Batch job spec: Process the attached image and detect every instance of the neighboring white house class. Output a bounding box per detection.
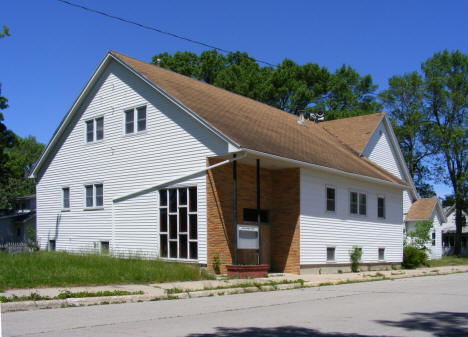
[442,205,468,256]
[404,198,446,259]
[31,51,415,274]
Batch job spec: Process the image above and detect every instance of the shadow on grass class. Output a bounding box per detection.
[377,311,468,337]
[187,326,384,337]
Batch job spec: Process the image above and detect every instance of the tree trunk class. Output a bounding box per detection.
[454,194,465,256]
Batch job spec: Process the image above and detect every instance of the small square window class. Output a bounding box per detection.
[101,241,110,254]
[63,187,70,209]
[49,240,56,251]
[327,247,335,262]
[378,248,385,261]
[378,196,385,218]
[125,106,147,134]
[326,187,335,212]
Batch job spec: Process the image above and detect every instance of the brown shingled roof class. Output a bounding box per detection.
[320,113,385,154]
[111,51,407,186]
[406,198,438,220]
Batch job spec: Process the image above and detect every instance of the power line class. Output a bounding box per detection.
[56,0,276,67]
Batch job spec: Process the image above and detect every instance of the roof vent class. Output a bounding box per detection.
[309,110,325,123]
[297,110,305,126]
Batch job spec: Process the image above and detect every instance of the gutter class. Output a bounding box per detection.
[242,148,410,190]
[113,151,246,203]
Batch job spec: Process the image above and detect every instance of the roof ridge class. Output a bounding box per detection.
[110,50,299,121]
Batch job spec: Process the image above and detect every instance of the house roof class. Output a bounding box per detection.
[406,198,439,221]
[110,51,407,187]
[320,113,385,155]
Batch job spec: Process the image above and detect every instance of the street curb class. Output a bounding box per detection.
[2,267,467,313]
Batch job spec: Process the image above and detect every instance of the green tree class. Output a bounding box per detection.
[321,65,382,120]
[405,220,433,250]
[0,25,15,188]
[421,50,467,256]
[379,72,435,197]
[0,135,44,208]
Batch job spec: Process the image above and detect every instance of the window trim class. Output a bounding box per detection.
[377,195,386,219]
[62,186,71,211]
[123,105,147,136]
[349,190,367,216]
[83,182,104,210]
[325,185,336,213]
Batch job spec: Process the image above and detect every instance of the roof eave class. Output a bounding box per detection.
[242,148,410,190]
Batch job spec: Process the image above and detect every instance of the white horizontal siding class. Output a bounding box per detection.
[36,60,228,264]
[364,123,403,179]
[300,168,404,265]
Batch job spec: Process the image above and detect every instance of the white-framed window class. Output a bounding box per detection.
[327,247,335,262]
[125,106,147,134]
[159,187,198,260]
[326,186,336,212]
[85,117,104,142]
[378,248,385,261]
[62,187,70,210]
[377,196,385,218]
[350,191,366,215]
[432,232,436,246]
[84,183,104,209]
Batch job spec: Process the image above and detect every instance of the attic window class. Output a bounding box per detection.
[86,117,104,142]
[125,106,147,134]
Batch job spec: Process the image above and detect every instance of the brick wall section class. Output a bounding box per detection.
[270,168,300,274]
[206,158,300,274]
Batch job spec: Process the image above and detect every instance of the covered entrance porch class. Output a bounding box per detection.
[206,152,301,275]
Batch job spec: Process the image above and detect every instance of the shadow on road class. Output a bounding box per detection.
[377,311,468,337]
[187,326,384,337]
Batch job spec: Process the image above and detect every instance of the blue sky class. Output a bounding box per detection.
[1,0,466,197]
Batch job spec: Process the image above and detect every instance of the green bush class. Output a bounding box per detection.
[212,252,221,274]
[402,246,428,269]
[349,246,362,272]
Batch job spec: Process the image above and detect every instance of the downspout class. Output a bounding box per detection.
[257,158,262,265]
[233,154,238,265]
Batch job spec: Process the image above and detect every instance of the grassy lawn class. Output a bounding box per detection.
[0,251,214,291]
[428,256,468,267]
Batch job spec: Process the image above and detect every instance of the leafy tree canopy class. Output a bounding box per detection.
[379,72,435,197]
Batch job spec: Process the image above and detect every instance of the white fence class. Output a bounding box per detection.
[0,242,35,254]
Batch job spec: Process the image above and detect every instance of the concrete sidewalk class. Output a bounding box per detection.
[1,264,467,313]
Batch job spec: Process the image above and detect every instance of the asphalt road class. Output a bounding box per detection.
[2,273,468,337]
